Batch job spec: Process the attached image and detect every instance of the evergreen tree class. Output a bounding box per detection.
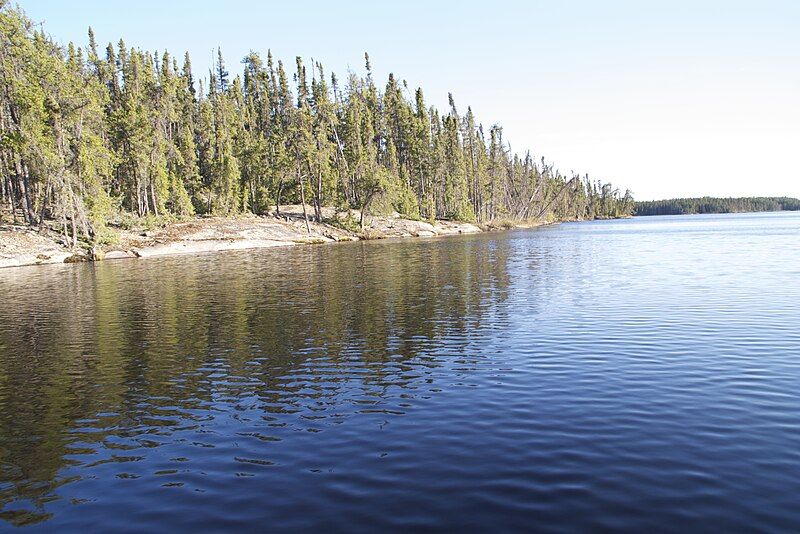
[441,94,473,221]
[0,3,635,246]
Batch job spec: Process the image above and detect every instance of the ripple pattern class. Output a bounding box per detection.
[0,211,799,531]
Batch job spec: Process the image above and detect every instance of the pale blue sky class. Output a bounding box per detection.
[18,0,800,200]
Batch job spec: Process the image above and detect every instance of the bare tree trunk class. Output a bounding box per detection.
[314,169,323,222]
[298,171,311,234]
[69,200,78,248]
[0,158,6,208]
[251,178,258,214]
[275,175,284,216]
[535,177,577,220]
[135,169,146,217]
[360,188,379,230]
[39,176,52,224]
[8,175,18,224]
[150,182,159,217]
[15,159,36,225]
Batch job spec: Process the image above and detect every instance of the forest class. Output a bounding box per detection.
[0,4,633,247]
[635,197,800,216]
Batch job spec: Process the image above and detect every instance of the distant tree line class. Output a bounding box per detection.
[635,197,800,216]
[0,4,633,245]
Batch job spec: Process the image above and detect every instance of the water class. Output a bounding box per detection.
[1,212,799,531]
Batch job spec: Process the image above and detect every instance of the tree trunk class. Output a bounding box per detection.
[150,182,159,217]
[314,169,323,222]
[535,177,577,220]
[298,172,311,234]
[15,159,36,224]
[8,176,17,224]
[39,176,52,224]
[275,176,284,216]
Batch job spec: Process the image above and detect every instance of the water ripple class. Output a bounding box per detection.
[0,212,799,530]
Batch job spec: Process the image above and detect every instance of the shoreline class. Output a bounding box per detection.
[0,206,558,270]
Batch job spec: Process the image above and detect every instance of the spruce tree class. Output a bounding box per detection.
[0,2,635,241]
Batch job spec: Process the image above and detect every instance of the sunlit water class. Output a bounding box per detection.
[1,212,799,531]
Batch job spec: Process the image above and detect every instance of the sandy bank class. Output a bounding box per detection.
[0,227,72,268]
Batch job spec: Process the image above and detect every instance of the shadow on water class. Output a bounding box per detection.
[0,235,516,526]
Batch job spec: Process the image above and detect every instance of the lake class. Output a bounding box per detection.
[1,212,799,531]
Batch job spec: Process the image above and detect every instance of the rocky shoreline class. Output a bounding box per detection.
[0,206,533,269]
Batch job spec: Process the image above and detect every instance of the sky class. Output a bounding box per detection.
[16,0,800,200]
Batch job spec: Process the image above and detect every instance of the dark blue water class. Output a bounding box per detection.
[1,212,799,531]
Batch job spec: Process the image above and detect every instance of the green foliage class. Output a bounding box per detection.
[0,3,634,246]
[326,211,361,233]
[635,197,800,216]
[392,182,421,220]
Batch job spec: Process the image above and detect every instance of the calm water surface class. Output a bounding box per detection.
[1,212,799,531]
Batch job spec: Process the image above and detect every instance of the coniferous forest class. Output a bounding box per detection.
[0,5,634,246]
[635,197,800,216]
